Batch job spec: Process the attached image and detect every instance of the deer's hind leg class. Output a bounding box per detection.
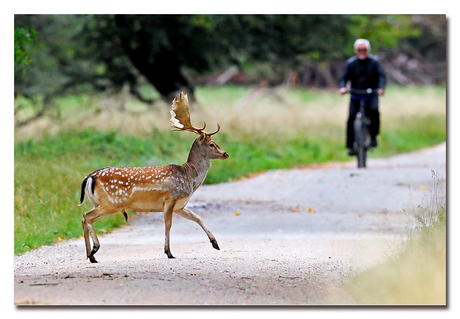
[82,216,93,262]
[82,206,117,263]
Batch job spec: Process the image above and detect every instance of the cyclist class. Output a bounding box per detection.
[339,38,386,156]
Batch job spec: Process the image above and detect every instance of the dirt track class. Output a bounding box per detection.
[14,143,446,305]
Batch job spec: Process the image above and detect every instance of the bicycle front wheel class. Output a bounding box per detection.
[357,147,367,168]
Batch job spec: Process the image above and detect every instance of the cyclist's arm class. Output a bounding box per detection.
[376,58,386,93]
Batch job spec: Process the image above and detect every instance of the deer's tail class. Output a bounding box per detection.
[79,175,96,206]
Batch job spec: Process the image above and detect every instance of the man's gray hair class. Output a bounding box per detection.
[354,38,371,52]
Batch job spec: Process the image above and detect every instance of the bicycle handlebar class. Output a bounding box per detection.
[346,88,378,95]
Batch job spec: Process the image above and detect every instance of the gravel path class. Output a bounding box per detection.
[14,143,446,305]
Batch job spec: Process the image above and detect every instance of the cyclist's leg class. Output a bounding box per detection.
[346,99,359,149]
[368,97,380,146]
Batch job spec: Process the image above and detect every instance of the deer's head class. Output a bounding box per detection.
[170,92,229,161]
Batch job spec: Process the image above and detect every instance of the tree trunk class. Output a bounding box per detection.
[142,52,195,103]
[114,16,195,103]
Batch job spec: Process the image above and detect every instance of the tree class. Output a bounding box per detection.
[15,14,430,108]
[111,15,352,100]
[14,15,93,126]
[14,27,37,76]
[347,15,421,54]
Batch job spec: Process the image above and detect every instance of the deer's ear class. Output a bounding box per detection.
[198,132,207,142]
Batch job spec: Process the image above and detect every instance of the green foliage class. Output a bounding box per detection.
[347,15,421,54]
[398,15,446,62]
[14,14,428,101]
[190,14,213,30]
[14,27,37,75]
[14,15,93,98]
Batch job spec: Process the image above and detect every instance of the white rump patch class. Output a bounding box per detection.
[85,177,99,207]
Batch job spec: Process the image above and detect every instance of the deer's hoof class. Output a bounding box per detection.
[90,243,100,257]
[211,239,220,250]
[89,256,98,263]
[165,251,176,259]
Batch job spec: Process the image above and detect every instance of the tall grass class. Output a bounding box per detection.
[14,85,446,142]
[348,172,446,305]
[14,86,446,254]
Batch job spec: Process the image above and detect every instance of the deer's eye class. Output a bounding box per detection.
[210,143,216,148]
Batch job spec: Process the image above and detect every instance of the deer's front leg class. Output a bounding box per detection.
[175,206,220,251]
[163,201,176,259]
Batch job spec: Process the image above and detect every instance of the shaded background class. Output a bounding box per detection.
[14,14,446,126]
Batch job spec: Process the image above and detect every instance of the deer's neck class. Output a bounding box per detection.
[184,141,210,188]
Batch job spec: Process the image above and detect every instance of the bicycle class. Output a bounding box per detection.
[346,88,378,168]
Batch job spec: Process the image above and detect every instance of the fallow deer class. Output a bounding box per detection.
[79,92,229,263]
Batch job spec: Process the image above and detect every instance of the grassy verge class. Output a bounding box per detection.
[348,175,446,305]
[14,129,189,254]
[14,86,446,255]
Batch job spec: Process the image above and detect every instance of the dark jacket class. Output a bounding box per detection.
[340,55,386,90]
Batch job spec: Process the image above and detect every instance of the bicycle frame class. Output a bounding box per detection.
[347,88,377,168]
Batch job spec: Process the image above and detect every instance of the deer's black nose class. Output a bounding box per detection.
[223,152,229,159]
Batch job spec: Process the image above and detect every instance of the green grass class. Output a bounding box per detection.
[14,129,188,253]
[14,86,446,255]
[372,113,446,157]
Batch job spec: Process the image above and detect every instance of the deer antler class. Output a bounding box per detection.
[207,123,221,136]
[170,92,206,134]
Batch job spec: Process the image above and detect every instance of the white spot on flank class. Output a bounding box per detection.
[132,186,164,192]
